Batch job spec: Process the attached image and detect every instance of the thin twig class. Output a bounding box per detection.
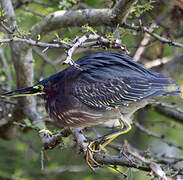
[134,121,183,151]
[0,48,12,90]
[0,21,14,34]
[64,33,129,66]
[133,24,155,61]
[125,140,168,180]
[41,150,44,170]
[0,37,71,48]
[123,23,183,48]
[33,47,58,71]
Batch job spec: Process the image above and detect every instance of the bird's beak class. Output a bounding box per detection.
[1,86,44,98]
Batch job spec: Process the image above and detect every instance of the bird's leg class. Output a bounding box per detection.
[86,117,131,170]
[99,119,131,148]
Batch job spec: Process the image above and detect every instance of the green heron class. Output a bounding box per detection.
[2,52,180,169]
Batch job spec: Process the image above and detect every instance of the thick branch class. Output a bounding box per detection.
[0,0,40,139]
[0,48,12,90]
[71,128,171,179]
[31,9,113,37]
[112,0,137,24]
[154,103,183,124]
[94,153,150,171]
[31,0,137,38]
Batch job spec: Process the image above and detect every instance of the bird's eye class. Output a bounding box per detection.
[33,85,44,91]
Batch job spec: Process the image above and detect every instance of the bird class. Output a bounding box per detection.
[2,52,181,169]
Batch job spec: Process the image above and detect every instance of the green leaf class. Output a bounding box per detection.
[131,2,154,18]
[24,119,32,127]
[3,18,8,23]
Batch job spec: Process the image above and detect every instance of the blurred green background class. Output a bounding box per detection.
[0,0,183,179]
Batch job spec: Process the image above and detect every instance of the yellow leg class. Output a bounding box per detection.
[101,120,131,147]
[86,142,101,171]
[85,118,131,170]
[39,129,52,135]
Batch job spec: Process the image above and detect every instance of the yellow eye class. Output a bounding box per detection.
[33,85,44,91]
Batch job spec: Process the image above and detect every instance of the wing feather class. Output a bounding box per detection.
[74,77,153,110]
[73,52,180,110]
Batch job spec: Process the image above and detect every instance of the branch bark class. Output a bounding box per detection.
[31,0,137,38]
[123,23,183,48]
[0,0,46,138]
[154,103,183,124]
[112,0,137,24]
[31,9,113,37]
[1,0,16,29]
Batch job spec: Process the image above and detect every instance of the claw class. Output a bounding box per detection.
[98,144,108,154]
[39,129,52,136]
[85,119,132,170]
[86,141,102,170]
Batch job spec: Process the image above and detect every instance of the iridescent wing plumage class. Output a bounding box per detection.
[73,52,180,110]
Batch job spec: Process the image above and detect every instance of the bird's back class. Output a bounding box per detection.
[43,52,180,127]
[73,52,180,110]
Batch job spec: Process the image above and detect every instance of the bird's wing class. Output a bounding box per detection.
[74,77,151,110]
[73,53,179,110]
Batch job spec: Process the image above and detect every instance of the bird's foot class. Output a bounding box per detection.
[39,128,53,138]
[39,129,65,150]
[85,120,132,170]
[86,140,108,170]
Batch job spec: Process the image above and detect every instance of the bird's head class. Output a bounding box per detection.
[1,66,70,98]
[1,84,45,98]
[1,70,65,98]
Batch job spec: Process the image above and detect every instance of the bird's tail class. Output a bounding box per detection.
[163,79,180,96]
[181,86,183,98]
[145,77,181,99]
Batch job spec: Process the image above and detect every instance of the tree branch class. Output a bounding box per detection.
[135,121,183,151]
[31,9,113,37]
[154,103,183,124]
[64,32,129,66]
[1,0,17,29]
[31,0,137,38]
[0,48,12,91]
[112,0,137,24]
[0,37,70,48]
[123,23,183,48]
[0,0,42,139]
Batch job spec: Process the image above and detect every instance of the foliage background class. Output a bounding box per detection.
[0,0,183,179]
